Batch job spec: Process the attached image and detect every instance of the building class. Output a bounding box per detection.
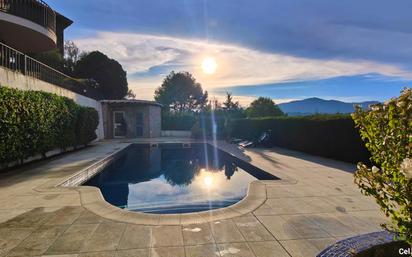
[0,0,163,141]
[101,100,162,139]
[0,0,72,54]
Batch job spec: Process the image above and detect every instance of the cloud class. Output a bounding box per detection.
[57,0,412,66]
[75,32,412,102]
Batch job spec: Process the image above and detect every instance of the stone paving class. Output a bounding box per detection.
[0,139,389,257]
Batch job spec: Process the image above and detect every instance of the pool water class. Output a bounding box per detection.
[85,144,277,214]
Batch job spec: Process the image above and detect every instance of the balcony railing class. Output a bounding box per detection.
[0,0,56,33]
[0,42,102,99]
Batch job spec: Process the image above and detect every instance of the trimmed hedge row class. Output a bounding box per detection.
[0,86,99,165]
[231,115,371,163]
[162,113,197,131]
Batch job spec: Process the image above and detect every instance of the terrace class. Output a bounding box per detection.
[0,0,70,53]
[0,138,387,257]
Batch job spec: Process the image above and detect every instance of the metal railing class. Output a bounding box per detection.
[0,42,102,99]
[0,0,56,33]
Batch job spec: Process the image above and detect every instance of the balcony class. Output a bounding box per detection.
[0,0,70,53]
[0,42,102,99]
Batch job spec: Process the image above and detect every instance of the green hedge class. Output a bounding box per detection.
[191,113,228,139]
[0,86,99,165]
[162,113,197,131]
[231,115,371,163]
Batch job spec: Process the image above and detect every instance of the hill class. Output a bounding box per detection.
[278,98,379,116]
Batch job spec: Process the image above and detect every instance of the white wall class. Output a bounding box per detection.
[0,67,104,139]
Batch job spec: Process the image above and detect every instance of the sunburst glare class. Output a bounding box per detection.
[201,57,217,74]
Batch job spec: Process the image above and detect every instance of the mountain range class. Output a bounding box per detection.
[278,97,379,116]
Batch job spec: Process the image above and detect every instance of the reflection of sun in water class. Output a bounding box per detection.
[201,57,217,74]
[203,175,214,187]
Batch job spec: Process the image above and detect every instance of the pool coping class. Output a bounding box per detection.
[55,142,271,225]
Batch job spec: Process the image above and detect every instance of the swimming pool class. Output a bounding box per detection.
[84,144,277,214]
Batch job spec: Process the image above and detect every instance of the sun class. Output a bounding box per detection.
[201,57,217,74]
[203,175,214,187]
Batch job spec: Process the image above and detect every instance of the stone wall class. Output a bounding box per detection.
[101,103,162,139]
[149,105,162,137]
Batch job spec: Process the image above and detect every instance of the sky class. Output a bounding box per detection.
[49,0,412,105]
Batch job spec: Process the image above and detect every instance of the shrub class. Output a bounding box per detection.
[162,112,197,131]
[352,88,412,244]
[0,86,99,165]
[191,113,228,139]
[230,114,370,163]
[76,107,99,146]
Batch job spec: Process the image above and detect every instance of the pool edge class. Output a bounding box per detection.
[75,180,268,225]
[57,142,274,225]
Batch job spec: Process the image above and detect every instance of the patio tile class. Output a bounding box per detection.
[0,209,32,224]
[232,216,274,241]
[264,199,300,215]
[280,215,330,239]
[118,224,151,249]
[280,238,336,257]
[323,195,378,212]
[80,222,126,252]
[302,197,337,213]
[46,223,98,254]
[1,207,54,228]
[248,241,290,257]
[150,246,185,257]
[256,216,301,240]
[78,251,115,257]
[0,227,34,257]
[349,210,389,228]
[217,242,256,257]
[307,238,336,251]
[327,212,380,234]
[44,207,83,226]
[74,210,104,224]
[151,226,184,247]
[252,204,277,216]
[303,214,356,237]
[209,220,245,243]
[40,254,79,257]
[7,225,67,256]
[185,244,220,257]
[115,249,150,257]
[182,223,214,245]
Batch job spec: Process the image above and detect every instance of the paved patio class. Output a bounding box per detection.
[0,139,388,257]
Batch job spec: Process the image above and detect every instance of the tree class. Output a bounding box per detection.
[74,51,128,99]
[246,97,284,117]
[154,71,208,112]
[64,41,82,76]
[223,92,240,111]
[126,89,136,99]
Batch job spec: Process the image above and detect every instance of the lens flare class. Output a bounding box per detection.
[204,175,214,187]
[202,57,217,74]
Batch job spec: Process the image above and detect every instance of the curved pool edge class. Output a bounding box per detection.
[74,180,268,225]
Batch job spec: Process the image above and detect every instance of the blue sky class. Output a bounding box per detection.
[49,0,412,105]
